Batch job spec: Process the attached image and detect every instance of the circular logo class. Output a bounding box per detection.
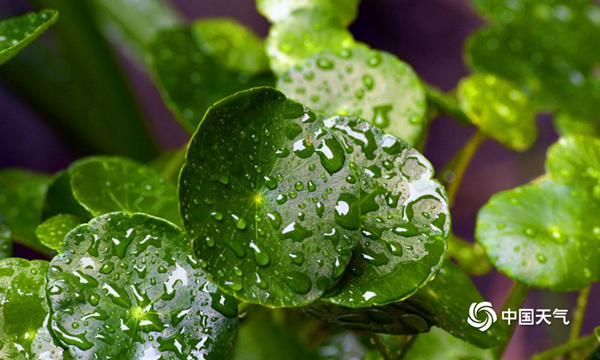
[467,302,497,332]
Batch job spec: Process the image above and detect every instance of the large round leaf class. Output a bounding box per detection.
[180,87,359,307]
[256,0,360,26]
[70,156,180,225]
[457,73,536,151]
[278,46,426,146]
[265,8,355,75]
[476,181,600,290]
[322,117,449,307]
[0,10,58,66]
[47,212,238,359]
[546,135,600,195]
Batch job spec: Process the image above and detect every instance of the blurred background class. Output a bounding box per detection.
[0,0,597,358]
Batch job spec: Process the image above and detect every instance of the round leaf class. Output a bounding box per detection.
[457,74,536,151]
[278,46,427,146]
[402,327,494,360]
[47,212,238,359]
[180,87,360,307]
[476,181,600,290]
[546,135,600,194]
[323,117,449,307]
[265,8,355,75]
[256,0,360,26]
[0,10,58,66]
[70,156,180,225]
[0,214,12,259]
[42,170,90,221]
[554,113,600,139]
[35,214,82,251]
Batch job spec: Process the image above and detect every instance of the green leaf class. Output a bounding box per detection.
[257,0,361,26]
[278,46,427,146]
[554,113,600,138]
[596,326,600,341]
[0,169,51,255]
[546,135,600,195]
[0,258,52,359]
[465,1,600,119]
[180,87,360,307]
[31,323,72,360]
[0,215,12,259]
[265,8,355,75]
[35,214,82,251]
[0,10,58,66]
[322,117,449,307]
[148,26,274,133]
[192,18,270,74]
[310,333,371,360]
[476,180,600,291]
[70,156,180,225]
[47,212,238,359]
[148,148,186,186]
[456,73,537,151]
[402,327,494,360]
[42,170,91,221]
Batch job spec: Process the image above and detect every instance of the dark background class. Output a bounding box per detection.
[1,0,597,358]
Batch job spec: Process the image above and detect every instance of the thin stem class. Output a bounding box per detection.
[438,130,487,204]
[370,334,393,360]
[570,286,590,342]
[494,282,531,359]
[446,233,491,275]
[425,86,471,125]
[395,335,418,360]
[529,333,597,360]
[160,147,186,181]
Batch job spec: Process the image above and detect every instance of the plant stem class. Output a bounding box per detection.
[570,286,590,342]
[370,334,393,360]
[439,130,487,204]
[446,233,491,275]
[161,147,186,182]
[494,282,530,359]
[395,335,417,360]
[425,86,471,125]
[529,333,598,360]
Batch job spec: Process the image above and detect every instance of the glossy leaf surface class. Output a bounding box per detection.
[0,169,50,254]
[35,214,82,251]
[47,212,238,359]
[457,74,536,151]
[0,258,51,359]
[0,215,12,259]
[279,46,427,146]
[265,8,355,75]
[554,113,600,139]
[403,327,494,360]
[323,117,449,307]
[180,87,359,306]
[257,0,360,26]
[42,171,90,221]
[546,135,600,194]
[476,181,600,290]
[148,26,274,133]
[70,157,180,225]
[0,10,58,66]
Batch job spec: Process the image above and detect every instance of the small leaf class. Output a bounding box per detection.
[322,117,449,307]
[0,214,12,259]
[148,26,274,133]
[0,10,58,66]
[476,180,600,291]
[554,113,600,139]
[266,8,355,75]
[47,212,238,359]
[70,156,180,225]
[180,87,359,307]
[457,73,537,151]
[35,214,82,251]
[279,46,427,146]
[42,170,91,220]
[402,327,494,360]
[310,333,371,360]
[257,0,361,26]
[0,258,52,359]
[0,169,51,254]
[546,135,600,195]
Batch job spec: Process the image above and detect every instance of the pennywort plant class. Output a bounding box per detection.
[0,0,599,359]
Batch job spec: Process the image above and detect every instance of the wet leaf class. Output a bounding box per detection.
[546,135,600,194]
[180,87,359,307]
[279,46,427,146]
[310,332,371,360]
[31,320,72,360]
[257,0,361,26]
[457,73,537,151]
[0,258,53,359]
[148,26,274,133]
[148,148,186,186]
[35,214,82,251]
[47,212,238,360]
[266,8,355,75]
[0,169,51,254]
[0,10,58,66]
[465,0,600,119]
[476,181,600,290]
[70,156,180,225]
[42,170,91,221]
[554,113,600,138]
[402,327,494,360]
[322,117,449,307]
[0,215,12,259]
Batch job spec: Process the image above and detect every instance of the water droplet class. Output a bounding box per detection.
[315,137,345,175]
[317,58,334,70]
[334,194,360,230]
[276,194,288,204]
[249,242,270,266]
[536,253,547,263]
[211,212,223,221]
[283,271,311,294]
[386,241,403,256]
[371,104,393,128]
[264,176,278,190]
[295,181,304,191]
[496,223,506,230]
[231,214,247,230]
[367,53,383,67]
[316,202,325,218]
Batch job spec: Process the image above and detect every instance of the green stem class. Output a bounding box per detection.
[529,333,597,360]
[570,286,590,342]
[370,334,393,360]
[425,86,471,125]
[395,335,417,360]
[446,233,491,275]
[494,282,530,359]
[161,147,186,182]
[438,130,487,204]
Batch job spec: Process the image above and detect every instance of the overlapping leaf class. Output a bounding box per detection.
[0,10,58,66]
[546,135,600,195]
[402,327,494,360]
[0,215,12,259]
[42,170,90,221]
[257,0,361,26]
[47,212,238,359]
[35,214,82,251]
